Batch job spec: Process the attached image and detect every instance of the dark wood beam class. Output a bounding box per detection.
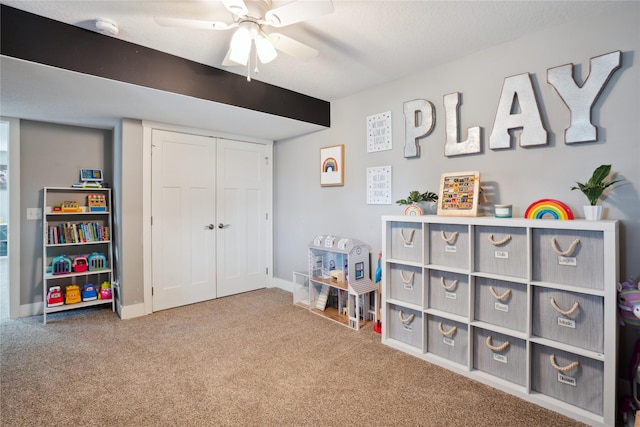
[0,4,330,128]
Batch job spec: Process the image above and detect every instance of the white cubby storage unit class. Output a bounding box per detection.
[42,187,116,324]
[381,215,618,426]
[304,235,377,330]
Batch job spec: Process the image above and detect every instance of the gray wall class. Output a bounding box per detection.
[274,4,640,281]
[19,120,112,305]
[115,119,145,306]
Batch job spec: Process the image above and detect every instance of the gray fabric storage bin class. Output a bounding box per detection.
[389,263,422,306]
[474,277,527,332]
[427,270,469,317]
[474,225,528,279]
[427,315,468,367]
[390,221,423,263]
[473,328,526,386]
[532,229,604,289]
[428,223,469,269]
[387,303,422,350]
[531,343,603,415]
[532,287,603,353]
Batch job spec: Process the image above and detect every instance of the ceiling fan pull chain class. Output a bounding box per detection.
[254,49,259,74]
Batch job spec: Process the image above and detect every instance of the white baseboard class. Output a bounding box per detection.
[119,301,146,320]
[20,302,42,318]
[270,276,293,293]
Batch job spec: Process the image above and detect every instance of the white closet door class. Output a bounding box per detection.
[151,130,216,311]
[215,138,268,297]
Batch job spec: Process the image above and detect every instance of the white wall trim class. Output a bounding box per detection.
[118,301,146,320]
[271,276,293,293]
[142,123,153,316]
[19,302,41,318]
[2,117,21,319]
[141,120,272,145]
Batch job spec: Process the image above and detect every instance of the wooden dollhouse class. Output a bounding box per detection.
[303,235,377,330]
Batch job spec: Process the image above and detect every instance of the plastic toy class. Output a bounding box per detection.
[46,286,64,307]
[72,255,88,273]
[60,201,82,212]
[373,251,382,334]
[88,252,107,270]
[65,285,81,304]
[82,284,98,301]
[98,281,112,300]
[87,193,107,212]
[51,255,72,275]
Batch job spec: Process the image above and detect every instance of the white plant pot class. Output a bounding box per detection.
[419,201,437,215]
[583,205,603,220]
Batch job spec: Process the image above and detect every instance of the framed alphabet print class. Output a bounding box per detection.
[437,171,480,217]
[320,144,344,187]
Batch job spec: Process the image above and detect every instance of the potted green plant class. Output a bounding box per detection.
[571,164,623,220]
[396,190,438,215]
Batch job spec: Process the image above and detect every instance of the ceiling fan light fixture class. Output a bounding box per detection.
[229,26,252,65]
[255,33,277,64]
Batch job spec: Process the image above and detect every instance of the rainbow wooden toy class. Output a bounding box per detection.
[524,199,574,220]
[404,205,423,216]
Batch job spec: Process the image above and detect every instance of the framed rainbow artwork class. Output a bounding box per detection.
[320,144,344,187]
[524,199,574,220]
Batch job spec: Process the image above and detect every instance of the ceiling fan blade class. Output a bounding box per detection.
[154,17,235,31]
[221,0,248,16]
[268,33,318,60]
[265,0,334,28]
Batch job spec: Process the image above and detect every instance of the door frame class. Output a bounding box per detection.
[2,117,21,319]
[141,121,273,316]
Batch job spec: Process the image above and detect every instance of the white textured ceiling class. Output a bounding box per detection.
[0,0,621,139]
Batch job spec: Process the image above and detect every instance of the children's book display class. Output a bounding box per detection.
[381,215,618,426]
[42,187,116,324]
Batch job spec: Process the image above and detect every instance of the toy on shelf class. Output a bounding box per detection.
[373,251,382,334]
[46,286,64,307]
[524,199,574,220]
[51,255,72,275]
[60,201,82,212]
[88,252,107,270]
[65,285,81,304]
[72,255,88,273]
[72,168,103,189]
[98,281,112,300]
[87,193,107,212]
[82,284,98,301]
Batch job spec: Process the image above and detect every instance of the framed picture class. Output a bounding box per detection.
[320,144,344,187]
[437,171,481,217]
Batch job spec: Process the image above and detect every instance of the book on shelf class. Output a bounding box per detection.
[47,222,110,245]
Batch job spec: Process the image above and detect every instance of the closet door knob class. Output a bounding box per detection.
[207,224,215,230]
[218,223,230,229]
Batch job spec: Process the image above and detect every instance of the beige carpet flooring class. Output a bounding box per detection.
[1,288,586,426]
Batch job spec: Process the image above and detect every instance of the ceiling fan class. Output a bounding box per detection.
[155,0,334,80]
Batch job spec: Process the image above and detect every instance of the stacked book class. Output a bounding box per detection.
[47,222,110,245]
